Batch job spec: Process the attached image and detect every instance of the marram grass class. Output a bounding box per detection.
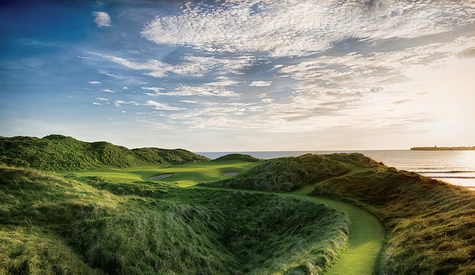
[0,166,348,274]
[212,153,475,274]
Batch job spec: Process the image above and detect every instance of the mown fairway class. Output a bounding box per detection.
[291,193,385,275]
[70,160,260,187]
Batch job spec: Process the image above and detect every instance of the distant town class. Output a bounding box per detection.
[410,146,475,151]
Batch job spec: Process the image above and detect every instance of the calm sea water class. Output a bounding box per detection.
[196,150,475,190]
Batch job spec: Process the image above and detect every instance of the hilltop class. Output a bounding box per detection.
[0,135,209,171]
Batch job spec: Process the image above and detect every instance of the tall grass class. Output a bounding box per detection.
[311,164,475,274]
[208,153,474,274]
[206,154,351,191]
[1,166,349,274]
[0,135,209,171]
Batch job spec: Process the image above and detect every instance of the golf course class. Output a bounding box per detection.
[1,135,473,274]
[73,161,387,274]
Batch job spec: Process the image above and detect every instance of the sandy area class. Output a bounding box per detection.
[222,171,240,177]
[150,173,173,180]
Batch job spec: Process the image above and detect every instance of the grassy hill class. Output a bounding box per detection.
[205,154,354,191]
[212,153,261,162]
[208,153,475,274]
[0,166,349,274]
[0,135,209,171]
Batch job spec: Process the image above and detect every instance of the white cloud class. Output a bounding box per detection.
[93,52,253,78]
[141,0,475,57]
[167,85,239,97]
[102,89,114,93]
[113,99,184,111]
[145,100,185,111]
[250,81,272,87]
[261,98,274,103]
[92,102,101,105]
[93,11,111,27]
[142,87,165,96]
[206,76,241,87]
[143,84,239,97]
[180,100,198,104]
[88,81,101,85]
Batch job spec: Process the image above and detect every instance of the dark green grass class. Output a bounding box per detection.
[212,153,261,162]
[205,154,351,191]
[311,165,475,274]
[0,135,209,171]
[209,153,475,274]
[0,166,349,274]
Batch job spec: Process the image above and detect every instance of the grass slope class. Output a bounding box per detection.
[1,165,349,274]
[212,153,261,162]
[209,153,475,274]
[0,135,209,171]
[206,154,352,192]
[311,164,475,274]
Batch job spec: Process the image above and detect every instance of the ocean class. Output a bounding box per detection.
[196,150,475,190]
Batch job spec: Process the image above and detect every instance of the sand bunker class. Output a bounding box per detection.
[222,171,240,177]
[150,173,173,180]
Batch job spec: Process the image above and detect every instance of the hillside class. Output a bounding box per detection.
[207,153,475,274]
[212,153,261,162]
[204,153,362,191]
[0,166,349,274]
[0,135,209,171]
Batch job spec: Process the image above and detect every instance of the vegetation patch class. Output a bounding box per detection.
[212,153,261,162]
[0,166,349,274]
[205,154,351,191]
[207,153,475,274]
[0,135,209,171]
[311,165,475,274]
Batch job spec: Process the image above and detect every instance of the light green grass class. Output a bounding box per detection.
[291,193,385,275]
[71,160,260,187]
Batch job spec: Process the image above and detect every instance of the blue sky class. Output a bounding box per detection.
[1,0,474,151]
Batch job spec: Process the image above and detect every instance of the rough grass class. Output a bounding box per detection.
[311,164,475,274]
[0,166,349,274]
[205,154,351,192]
[212,153,261,162]
[207,153,474,274]
[0,135,209,171]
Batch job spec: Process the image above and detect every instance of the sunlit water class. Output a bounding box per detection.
[197,150,475,190]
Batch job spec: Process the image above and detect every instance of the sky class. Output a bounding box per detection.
[1,0,474,152]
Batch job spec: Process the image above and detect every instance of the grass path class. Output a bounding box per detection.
[195,185,386,274]
[290,191,385,274]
